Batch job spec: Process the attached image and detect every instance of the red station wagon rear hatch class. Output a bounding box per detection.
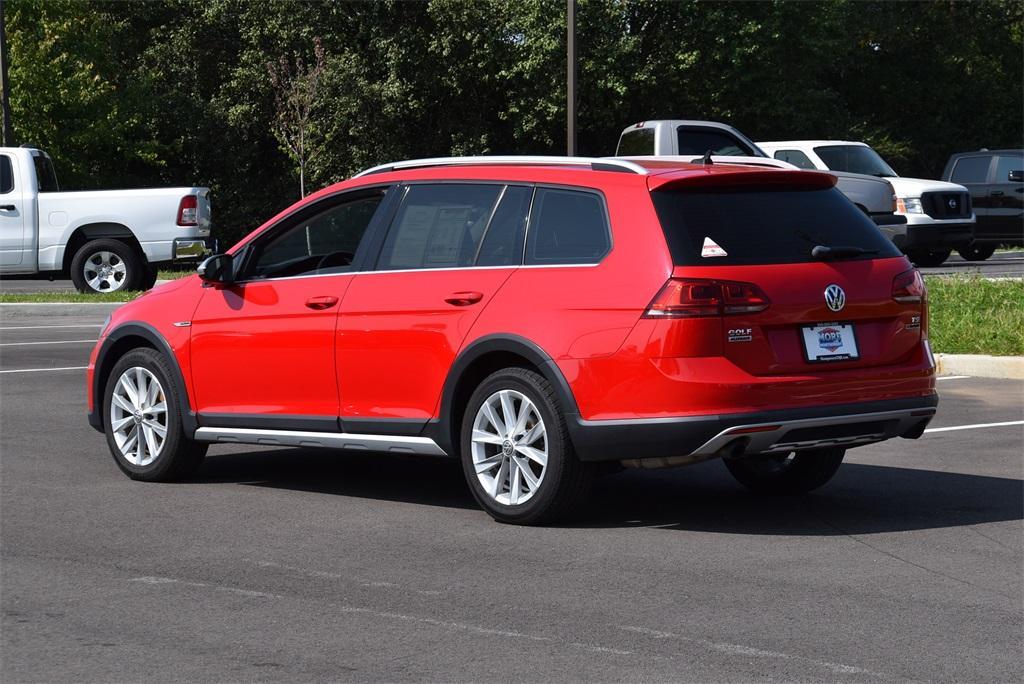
[647,167,925,376]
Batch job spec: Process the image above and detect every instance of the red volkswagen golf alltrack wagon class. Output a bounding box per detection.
[87,156,937,524]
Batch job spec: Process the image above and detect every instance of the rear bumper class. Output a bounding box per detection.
[172,237,217,263]
[568,394,937,464]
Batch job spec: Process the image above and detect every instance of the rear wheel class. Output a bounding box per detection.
[70,238,145,293]
[103,348,206,481]
[957,244,996,261]
[905,248,952,268]
[723,448,845,494]
[460,368,593,525]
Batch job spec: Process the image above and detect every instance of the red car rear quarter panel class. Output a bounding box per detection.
[460,177,672,419]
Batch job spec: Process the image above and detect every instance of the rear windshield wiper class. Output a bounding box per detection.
[810,244,879,260]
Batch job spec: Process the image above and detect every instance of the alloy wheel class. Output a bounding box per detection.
[84,251,128,292]
[471,389,547,505]
[110,366,168,466]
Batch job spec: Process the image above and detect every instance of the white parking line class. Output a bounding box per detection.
[0,339,96,347]
[0,366,88,374]
[0,324,102,330]
[936,375,970,381]
[925,420,1024,433]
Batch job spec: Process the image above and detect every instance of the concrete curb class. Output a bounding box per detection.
[936,353,1024,380]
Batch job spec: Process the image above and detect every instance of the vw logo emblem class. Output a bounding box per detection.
[824,284,846,312]
[948,198,958,209]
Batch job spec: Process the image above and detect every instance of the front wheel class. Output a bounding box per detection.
[103,348,207,481]
[460,368,593,525]
[723,448,845,494]
[905,248,952,268]
[957,244,996,261]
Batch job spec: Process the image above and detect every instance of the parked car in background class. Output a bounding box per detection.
[87,155,936,525]
[942,149,1024,260]
[0,147,213,293]
[757,140,976,267]
[617,121,905,229]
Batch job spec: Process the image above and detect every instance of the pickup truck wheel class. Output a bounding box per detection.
[723,448,846,494]
[103,348,207,481]
[906,248,952,268]
[957,244,996,261]
[71,239,144,293]
[138,264,159,290]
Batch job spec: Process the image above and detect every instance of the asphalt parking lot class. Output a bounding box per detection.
[1,305,1021,682]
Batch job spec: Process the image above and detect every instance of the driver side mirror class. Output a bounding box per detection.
[1008,169,1023,182]
[197,253,234,286]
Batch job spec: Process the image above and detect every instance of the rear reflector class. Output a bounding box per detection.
[892,268,925,303]
[730,425,781,434]
[177,195,199,226]
[644,278,771,318]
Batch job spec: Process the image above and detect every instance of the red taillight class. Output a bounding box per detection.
[892,268,925,303]
[177,195,199,226]
[644,278,771,318]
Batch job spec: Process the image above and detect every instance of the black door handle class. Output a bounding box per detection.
[0,205,15,211]
[990,190,1004,197]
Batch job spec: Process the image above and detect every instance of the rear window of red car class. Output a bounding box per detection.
[651,185,901,265]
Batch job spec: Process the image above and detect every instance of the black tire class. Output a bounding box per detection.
[70,238,146,293]
[102,347,207,482]
[459,367,593,525]
[957,244,996,261]
[723,448,846,495]
[138,263,159,290]
[905,248,952,268]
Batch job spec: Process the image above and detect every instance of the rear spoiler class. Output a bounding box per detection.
[646,168,838,192]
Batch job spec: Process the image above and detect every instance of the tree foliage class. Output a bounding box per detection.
[7,0,1022,244]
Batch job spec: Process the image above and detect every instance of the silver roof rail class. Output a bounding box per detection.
[611,155,800,170]
[353,155,649,178]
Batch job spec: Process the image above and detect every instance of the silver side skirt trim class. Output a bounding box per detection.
[691,408,935,457]
[193,427,447,456]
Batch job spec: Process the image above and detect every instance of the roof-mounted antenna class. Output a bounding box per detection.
[702,150,714,165]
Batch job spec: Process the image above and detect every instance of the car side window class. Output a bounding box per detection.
[376,184,502,270]
[525,188,610,265]
[950,156,991,184]
[476,186,532,267]
[994,154,1024,182]
[249,193,384,280]
[773,149,816,170]
[0,156,13,194]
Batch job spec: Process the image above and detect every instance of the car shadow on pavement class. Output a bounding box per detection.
[575,460,1024,535]
[195,448,1023,534]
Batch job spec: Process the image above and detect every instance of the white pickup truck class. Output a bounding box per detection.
[0,147,213,292]
[616,120,907,234]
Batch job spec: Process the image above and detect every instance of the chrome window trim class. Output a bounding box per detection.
[226,261,601,286]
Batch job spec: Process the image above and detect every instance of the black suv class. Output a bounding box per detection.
[942,150,1024,260]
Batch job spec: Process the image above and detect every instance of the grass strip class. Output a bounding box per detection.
[925,275,1023,356]
[0,291,142,303]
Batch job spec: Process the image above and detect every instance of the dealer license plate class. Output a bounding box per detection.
[801,323,859,362]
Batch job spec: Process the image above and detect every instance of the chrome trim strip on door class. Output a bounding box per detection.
[193,427,448,456]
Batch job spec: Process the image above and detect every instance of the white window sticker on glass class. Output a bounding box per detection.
[701,237,728,257]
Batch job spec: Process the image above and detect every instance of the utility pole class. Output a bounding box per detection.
[566,0,577,156]
[0,0,12,146]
